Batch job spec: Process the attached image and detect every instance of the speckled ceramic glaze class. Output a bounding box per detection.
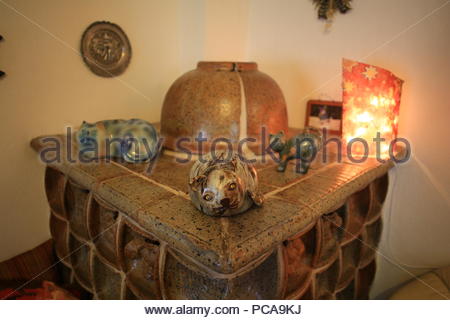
[160,62,289,154]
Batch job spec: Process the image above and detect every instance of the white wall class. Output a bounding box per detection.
[0,0,203,261]
[1,0,449,297]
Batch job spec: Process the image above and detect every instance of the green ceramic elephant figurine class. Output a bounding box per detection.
[269,127,323,174]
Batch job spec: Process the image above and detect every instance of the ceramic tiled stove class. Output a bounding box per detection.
[31,131,393,300]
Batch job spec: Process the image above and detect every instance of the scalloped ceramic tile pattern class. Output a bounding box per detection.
[31,130,393,299]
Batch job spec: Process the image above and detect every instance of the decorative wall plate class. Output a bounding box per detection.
[80,21,131,77]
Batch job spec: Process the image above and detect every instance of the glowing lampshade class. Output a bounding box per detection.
[342,59,403,158]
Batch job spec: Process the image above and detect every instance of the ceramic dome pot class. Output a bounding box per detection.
[160,61,288,154]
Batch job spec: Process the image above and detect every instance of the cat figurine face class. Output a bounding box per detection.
[77,121,98,147]
[196,169,245,215]
[189,153,263,217]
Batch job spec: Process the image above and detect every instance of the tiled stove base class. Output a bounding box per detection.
[33,134,392,299]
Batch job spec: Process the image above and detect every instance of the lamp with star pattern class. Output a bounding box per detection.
[342,59,403,158]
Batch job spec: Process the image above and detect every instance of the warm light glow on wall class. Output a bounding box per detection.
[342,59,403,158]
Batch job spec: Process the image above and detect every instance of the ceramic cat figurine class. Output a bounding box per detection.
[77,119,160,162]
[269,127,323,173]
[188,153,264,217]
